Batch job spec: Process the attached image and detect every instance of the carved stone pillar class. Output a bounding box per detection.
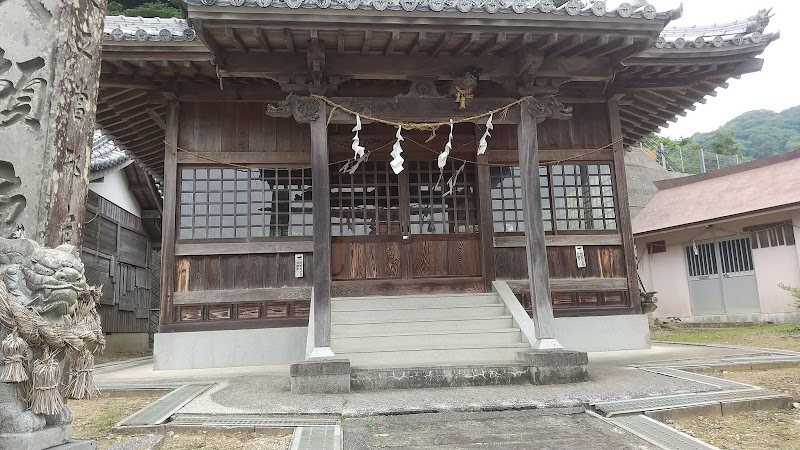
[0,0,108,247]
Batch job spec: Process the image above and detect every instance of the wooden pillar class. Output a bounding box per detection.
[475,125,496,289]
[517,101,561,349]
[608,100,641,311]
[159,101,179,328]
[310,102,333,357]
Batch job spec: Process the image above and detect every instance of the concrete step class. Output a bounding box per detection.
[335,342,530,367]
[331,329,523,350]
[351,363,532,390]
[332,293,498,310]
[331,304,506,322]
[332,316,515,335]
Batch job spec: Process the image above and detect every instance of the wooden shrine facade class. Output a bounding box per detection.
[94,3,777,336]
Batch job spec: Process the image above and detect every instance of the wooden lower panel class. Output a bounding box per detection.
[331,241,401,280]
[175,253,313,292]
[494,246,626,279]
[411,238,481,277]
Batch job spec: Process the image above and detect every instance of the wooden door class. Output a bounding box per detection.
[330,159,483,294]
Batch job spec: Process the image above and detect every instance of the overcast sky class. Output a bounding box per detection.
[642,0,800,138]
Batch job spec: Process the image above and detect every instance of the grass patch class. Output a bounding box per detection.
[90,406,121,435]
[651,323,800,352]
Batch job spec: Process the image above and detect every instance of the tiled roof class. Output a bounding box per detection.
[182,0,677,19]
[656,8,777,50]
[103,16,197,42]
[91,130,130,172]
[632,150,800,235]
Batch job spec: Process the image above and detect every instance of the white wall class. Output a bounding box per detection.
[88,169,141,217]
[636,210,800,320]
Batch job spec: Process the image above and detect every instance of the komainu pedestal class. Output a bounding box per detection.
[0,238,105,450]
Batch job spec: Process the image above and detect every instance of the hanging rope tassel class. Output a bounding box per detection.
[0,328,29,383]
[30,351,64,416]
[64,349,97,400]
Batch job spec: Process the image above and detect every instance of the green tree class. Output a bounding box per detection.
[707,130,742,156]
[107,0,180,18]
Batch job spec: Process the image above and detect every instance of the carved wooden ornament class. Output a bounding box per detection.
[527,97,573,124]
[265,94,321,123]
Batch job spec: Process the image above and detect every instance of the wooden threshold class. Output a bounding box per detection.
[494,234,623,248]
[332,277,486,297]
[173,287,311,305]
[159,317,308,333]
[175,239,313,256]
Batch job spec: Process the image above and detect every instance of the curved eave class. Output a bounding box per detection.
[614,35,777,146]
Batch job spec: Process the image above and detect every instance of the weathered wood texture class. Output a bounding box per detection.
[311,102,332,349]
[332,277,485,297]
[175,239,313,256]
[174,253,313,292]
[494,234,623,248]
[608,100,641,312]
[537,103,611,150]
[495,246,626,280]
[178,102,310,153]
[83,191,152,333]
[159,101,179,328]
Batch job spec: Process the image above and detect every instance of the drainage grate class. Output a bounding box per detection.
[290,426,342,450]
[592,389,784,416]
[171,414,340,428]
[94,356,153,374]
[634,355,800,369]
[97,382,186,391]
[598,413,719,450]
[117,384,213,427]
[640,367,754,390]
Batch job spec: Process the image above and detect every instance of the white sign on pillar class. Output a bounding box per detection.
[295,254,304,278]
[575,246,587,268]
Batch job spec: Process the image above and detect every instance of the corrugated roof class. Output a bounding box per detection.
[91,129,130,172]
[632,150,800,235]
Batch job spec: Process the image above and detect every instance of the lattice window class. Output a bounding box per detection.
[408,160,479,234]
[685,242,719,277]
[745,222,796,249]
[490,166,551,233]
[178,167,313,240]
[490,163,616,233]
[552,164,616,231]
[330,161,401,237]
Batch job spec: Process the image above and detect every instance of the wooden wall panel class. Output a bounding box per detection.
[177,102,310,153]
[175,253,314,292]
[331,241,401,280]
[538,104,610,150]
[411,239,481,278]
[495,245,626,280]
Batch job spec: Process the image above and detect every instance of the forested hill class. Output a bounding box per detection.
[690,105,800,160]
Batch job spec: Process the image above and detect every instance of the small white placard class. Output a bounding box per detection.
[575,245,587,268]
[294,254,304,278]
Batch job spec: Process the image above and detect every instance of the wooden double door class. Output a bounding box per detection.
[330,159,483,292]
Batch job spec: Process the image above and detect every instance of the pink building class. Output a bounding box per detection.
[634,150,800,324]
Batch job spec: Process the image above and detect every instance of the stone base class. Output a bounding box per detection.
[51,440,97,449]
[526,350,589,385]
[0,425,72,450]
[351,364,532,391]
[290,359,351,394]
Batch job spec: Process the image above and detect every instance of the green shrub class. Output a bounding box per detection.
[779,283,800,310]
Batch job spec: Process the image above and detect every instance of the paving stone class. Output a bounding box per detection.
[107,434,164,450]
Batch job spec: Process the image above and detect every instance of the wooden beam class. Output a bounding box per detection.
[608,100,641,311]
[384,30,400,56]
[175,240,313,256]
[159,101,179,329]
[477,32,507,57]
[584,36,634,58]
[173,287,311,305]
[518,100,558,346]
[563,35,609,58]
[282,28,295,55]
[146,108,166,130]
[196,21,225,64]
[475,125,495,289]
[453,32,480,56]
[311,102,332,352]
[408,31,427,55]
[547,34,583,57]
[431,31,453,56]
[177,151,311,165]
[494,234,624,248]
[361,30,372,56]
[254,27,271,53]
[502,32,534,55]
[325,97,521,124]
[337,29,346,54]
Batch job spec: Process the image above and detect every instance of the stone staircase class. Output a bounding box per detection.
[330,292,531,368]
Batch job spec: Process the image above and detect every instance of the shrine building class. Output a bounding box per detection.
[95,1,777,380]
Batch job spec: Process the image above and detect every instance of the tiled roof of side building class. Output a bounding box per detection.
[91,129,130,172]
[104,16,198,42]
[656,8,778,50]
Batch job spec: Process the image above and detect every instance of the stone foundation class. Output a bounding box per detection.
[351,364,532,391]
[526,350,589,385]
[290,359,351,394]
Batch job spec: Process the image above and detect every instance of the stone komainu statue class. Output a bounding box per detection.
[0,237,105,423]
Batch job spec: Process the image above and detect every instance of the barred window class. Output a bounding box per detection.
[178,167,313,240]
[745,222,796,249]
[490,163,617,233]
[330,161,401,237]
[408,160,479,234]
